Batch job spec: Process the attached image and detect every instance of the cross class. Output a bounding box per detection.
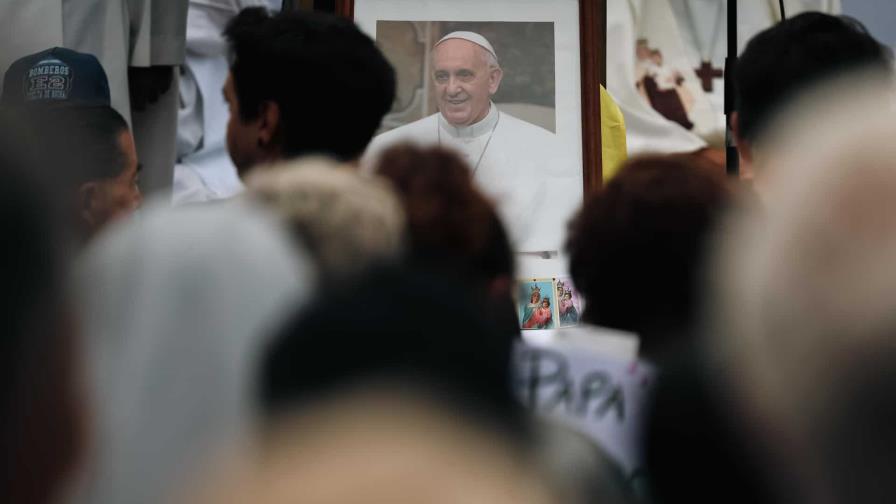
[695,60,723,92]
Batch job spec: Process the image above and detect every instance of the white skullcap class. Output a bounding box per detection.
[435,31,498,62]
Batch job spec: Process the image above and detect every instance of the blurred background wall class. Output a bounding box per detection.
[841,0,896,50]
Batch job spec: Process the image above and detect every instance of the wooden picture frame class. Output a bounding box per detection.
[330,0,605,193]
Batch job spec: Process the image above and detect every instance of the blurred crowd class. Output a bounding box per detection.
[2,5,896,504]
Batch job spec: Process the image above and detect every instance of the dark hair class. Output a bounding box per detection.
[645,352,783,504]
[736,12,892,143]
[375,145,519,338]
[566,155,731,358]
[31,105,130,187]
[814,348,896,503]
[375,144,513,283]
[260,266,524,433]
[224,7,396,161]
[0,114,81,503]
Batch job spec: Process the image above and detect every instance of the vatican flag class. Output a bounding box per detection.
[600,85,628,181]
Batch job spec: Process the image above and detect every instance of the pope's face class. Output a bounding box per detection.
[432,39,502,126]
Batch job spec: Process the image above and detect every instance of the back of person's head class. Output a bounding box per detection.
[28,105,140,240]
[374,144,514,284]
[374,144,518,337]
[246,157,406,280]
[0,118,82,504]
[535,420,635,504]
[644,352,784,504]
[77,199,313,504]
[566,155,731,360]
[41,106,132,184]
[709,86,896,503]
[224,7,395,167]
[260,265,523,434]
[184,387,558,504]
[736,12,892,146]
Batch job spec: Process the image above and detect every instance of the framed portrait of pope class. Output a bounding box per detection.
[340,0,603,254]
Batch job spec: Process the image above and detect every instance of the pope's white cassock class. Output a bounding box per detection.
[367,102,581,254]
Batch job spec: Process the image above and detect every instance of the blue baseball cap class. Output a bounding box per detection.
[1,47,111,109]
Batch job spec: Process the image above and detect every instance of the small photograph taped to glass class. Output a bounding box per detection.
[554,277,583,328]
[518,278,556,330]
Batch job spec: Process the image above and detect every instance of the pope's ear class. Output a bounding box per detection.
[488,66,504,95]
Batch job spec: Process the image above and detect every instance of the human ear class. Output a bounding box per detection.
[78,182,100,227]
[257,100,281,148]
[488,67,504,95]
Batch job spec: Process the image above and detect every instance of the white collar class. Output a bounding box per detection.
[438,103,500,139]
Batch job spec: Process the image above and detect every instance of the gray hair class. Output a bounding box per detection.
[707,75,896,503]
[483,48,500,70]
[247,157,406,279]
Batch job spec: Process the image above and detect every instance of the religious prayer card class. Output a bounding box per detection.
[554,277,583,328]
[518,278,558,330]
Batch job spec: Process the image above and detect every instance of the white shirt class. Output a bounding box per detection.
[172,0,278,205]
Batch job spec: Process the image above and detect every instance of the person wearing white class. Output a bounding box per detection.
[366,31,580,254]
[73,198,313,504]
[0,0,189,196]
[667,0,727,128]
[606,0,707,155]
[606,0,839,158]
[173,0,281,205]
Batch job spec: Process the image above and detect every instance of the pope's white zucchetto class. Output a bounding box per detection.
[435,31,499,63]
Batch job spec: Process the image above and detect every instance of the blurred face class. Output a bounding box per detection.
[223,74,256,175]
[432,39,502,126]
[541,299,549,308]
[224,72,260,175]
[85,130,141,232]
[636,42,650,60]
